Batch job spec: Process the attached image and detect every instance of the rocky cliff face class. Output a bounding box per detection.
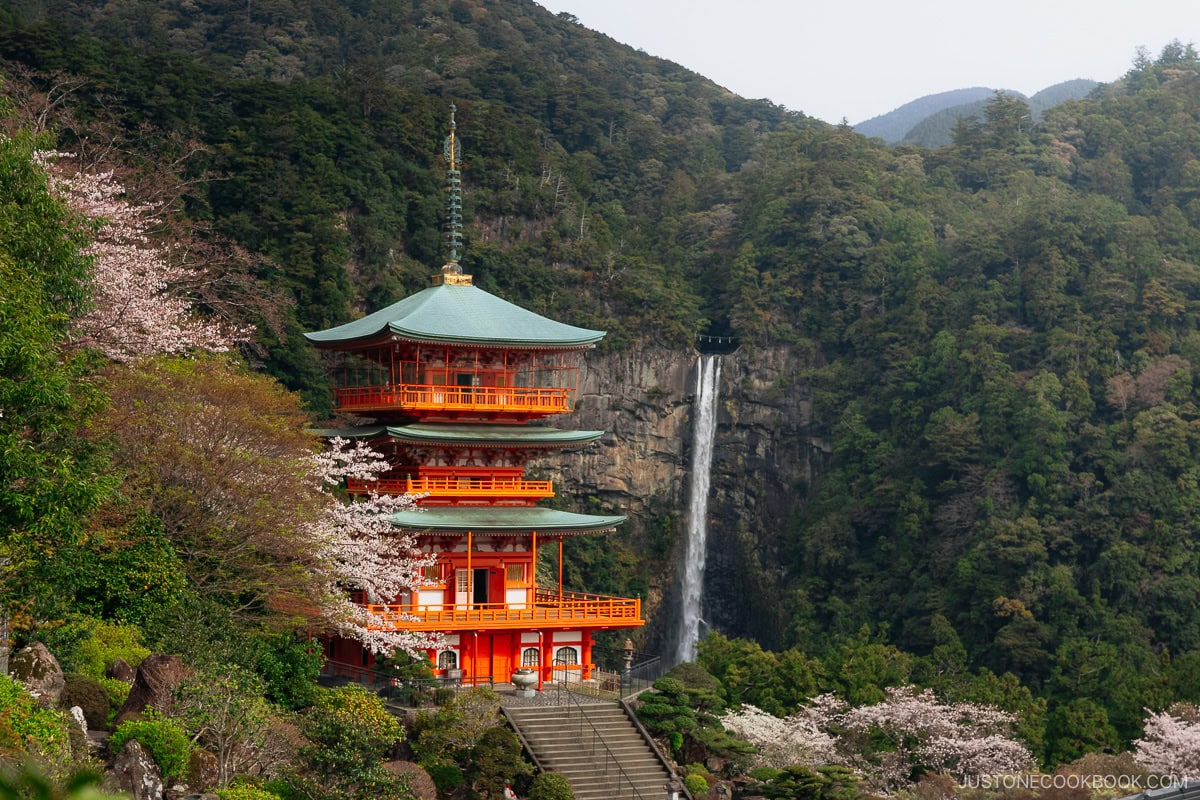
[552,345,830,656]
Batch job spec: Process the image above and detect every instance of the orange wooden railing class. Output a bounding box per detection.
[334,384,572,414]
[347,476,553,499]
[362,592,643,632]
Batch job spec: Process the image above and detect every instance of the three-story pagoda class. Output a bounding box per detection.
[306,108,644,687]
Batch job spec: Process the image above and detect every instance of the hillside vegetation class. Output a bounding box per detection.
[3,0,1200,776]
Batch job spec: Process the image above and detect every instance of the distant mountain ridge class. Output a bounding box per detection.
[854,87,999,142]
[855,79,1099,146]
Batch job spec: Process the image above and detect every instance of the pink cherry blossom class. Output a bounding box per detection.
[307,437,441,655]
[1134,706,1200,777]
[36,151,250,361]
[721,685,1034,794]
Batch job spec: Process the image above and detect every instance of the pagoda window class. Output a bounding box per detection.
[505,563,526,584]
[438,650,458,670]
[420,564,442,585]
[554,647,578,666]
[522,648,539,667]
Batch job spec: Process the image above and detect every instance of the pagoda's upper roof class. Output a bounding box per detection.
[393,506,625,536]
[304,283,604,349]
[314,424,603,448]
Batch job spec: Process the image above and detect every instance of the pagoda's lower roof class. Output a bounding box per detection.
[315,424,603,448]
[393,507,624,536]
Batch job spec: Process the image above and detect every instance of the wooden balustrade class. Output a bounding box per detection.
[347,476,553,499]
[333,383,572,414]
[362,593,643,632]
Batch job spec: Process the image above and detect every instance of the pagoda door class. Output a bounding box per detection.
[455,569,470,609]
[473,568,490,605]
[492,633,514,682]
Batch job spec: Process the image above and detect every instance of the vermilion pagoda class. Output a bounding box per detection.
[306,108,643,687]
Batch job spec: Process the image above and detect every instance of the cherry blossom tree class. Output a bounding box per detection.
[719,703,839,769]
[1134,705,1200,777]
[721,686,1034,794]
[36,151,251,361]
[308,437,441,655]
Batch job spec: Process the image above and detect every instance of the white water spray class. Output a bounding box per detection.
[676,354,721,664]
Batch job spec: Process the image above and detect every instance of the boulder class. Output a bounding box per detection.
[10,642,65,706]
[111,739,164,800]
[383,761,437,800]
[115,655,188,726]
[106,657,137,683]
[69,706,87,737]
[186,749,218,791]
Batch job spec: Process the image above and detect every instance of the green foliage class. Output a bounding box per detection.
[683,773,709,795]
[527,772,574,800]
[0,762,127,800]
[216,785,282,800]
[421,761,463,794]
[0,131,114,626]
[412,687,501,765]
[635,672,754,768]
[59,619,149,681]
[240,633,322,711]
[0,676,74,774]
[466,726,532,799]
[175,664,273,789]
[289,685,410,800]
[109,714,193,784]
[749,765,860,800]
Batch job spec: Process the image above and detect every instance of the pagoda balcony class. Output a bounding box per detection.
[346,476,554,501]
[333,384,572,416]
[361,589,643,632]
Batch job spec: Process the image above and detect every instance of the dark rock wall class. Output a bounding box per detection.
[550,345,830,655]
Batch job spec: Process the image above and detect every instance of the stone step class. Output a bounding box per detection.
[505,700,673,800]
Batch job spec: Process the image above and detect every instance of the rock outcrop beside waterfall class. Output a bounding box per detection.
[555,344,829,652]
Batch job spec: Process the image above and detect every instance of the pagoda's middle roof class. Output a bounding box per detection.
[314,423,603,448]
[304,283,605,349]
[393,506,625,536]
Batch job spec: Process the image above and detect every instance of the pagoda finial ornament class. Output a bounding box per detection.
[435,103,473,286]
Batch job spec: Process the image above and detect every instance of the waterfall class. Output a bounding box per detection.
[676,354,721,664]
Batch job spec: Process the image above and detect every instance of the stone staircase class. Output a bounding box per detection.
[504,702,675,800]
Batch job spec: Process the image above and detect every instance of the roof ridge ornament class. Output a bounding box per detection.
[435,103,473,286]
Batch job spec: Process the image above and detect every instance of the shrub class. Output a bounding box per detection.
[0,675,73,773]
[109,714,193,783]
[216,785,283,800]
[59,674,110,730]
[469,726,532,798]
[423,761,464,793]
[68,620,150,680]
[684,773,709,796]
[528,771,574,800]
[97,677,131,717]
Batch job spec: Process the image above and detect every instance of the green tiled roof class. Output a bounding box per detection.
[304,283,605,348]
[312,424,603,448]
[392,506,625,536]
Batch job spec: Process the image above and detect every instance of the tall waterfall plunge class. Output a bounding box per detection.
[676,354,721,664]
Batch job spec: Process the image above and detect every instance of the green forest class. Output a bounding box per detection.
[5,0,1200,796]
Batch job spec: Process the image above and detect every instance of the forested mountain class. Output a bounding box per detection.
[6,0,1200,772]
[853,86,998,141]
[901,80,1100,148]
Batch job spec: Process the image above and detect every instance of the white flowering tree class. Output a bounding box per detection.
[718,702,839,770]
[308,437,441,656]
[721,686,1034,794]
[36,151,250,361]
[1134,705,1200,777]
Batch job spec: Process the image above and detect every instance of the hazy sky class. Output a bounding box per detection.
[535,0,1199,125]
